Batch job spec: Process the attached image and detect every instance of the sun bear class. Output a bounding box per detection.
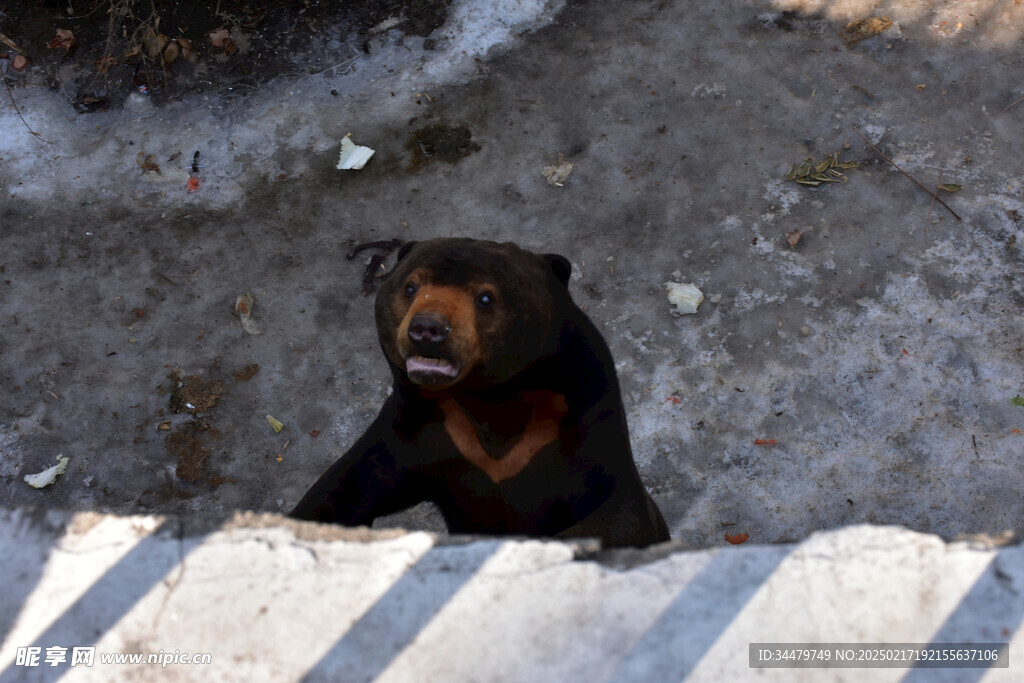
[291,238,669,548]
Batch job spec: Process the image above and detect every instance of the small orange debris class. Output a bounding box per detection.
[187,176,200,192]
[754,439,777,445]
[725,533,749,545]
[94,55,117,74]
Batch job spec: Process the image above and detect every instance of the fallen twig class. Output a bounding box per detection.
[0,32,24,54]
[310,55,360,78]
[927,169,943,221]
[852,127,960,221]
[1002,94,1024,114]
[155,271,179,286]
[2,63,52,143]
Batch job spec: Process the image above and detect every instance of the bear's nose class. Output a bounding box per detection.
[408,313,450,346]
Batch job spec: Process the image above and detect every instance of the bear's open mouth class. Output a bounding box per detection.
[405,355,460,384]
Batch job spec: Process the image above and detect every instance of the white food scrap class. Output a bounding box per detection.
[24,454,70,489]
[665,282,704,315]
[235,293,261,335]
[266,415,285,433]
[542,153,574,187]
[337,135,376,170]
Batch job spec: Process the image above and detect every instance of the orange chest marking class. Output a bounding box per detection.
[439,391,569,483]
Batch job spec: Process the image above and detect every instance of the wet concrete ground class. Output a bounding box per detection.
[1,0,1022,548]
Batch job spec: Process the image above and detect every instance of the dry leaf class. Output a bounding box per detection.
[209,28,229,46]
[12,54,30,71]
[162,39,180,64]
[47,28,75,51]
[786,229,802,246]
[142,29,170,60]
[840,17,894,46]
[176,38,199,63]
[136,152,161,173]
[209,28,238,55]
[788,150,858,187]
[725,533,749,545]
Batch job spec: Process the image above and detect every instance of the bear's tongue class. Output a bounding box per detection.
[406,355,459,382]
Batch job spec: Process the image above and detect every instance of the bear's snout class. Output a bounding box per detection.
[408,312,451,348]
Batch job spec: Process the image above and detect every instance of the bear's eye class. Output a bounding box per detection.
[404,282,418,298]
[476,292,495,307]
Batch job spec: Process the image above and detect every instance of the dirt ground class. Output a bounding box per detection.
[1,0,450,107]
[2,0,1023,548]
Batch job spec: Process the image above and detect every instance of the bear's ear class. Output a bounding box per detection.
[543,253,572,287]
[396,241,418,262]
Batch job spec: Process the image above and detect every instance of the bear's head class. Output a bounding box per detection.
[375,238,572,391]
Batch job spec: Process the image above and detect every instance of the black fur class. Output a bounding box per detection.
[291,238,669,547]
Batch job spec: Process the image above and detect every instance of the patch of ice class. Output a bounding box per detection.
[749,226,775,256]
[720,215,743,232]
[0,0,566,208]
[731,287,786,313]
[859,124,886,145]
[763,179,801,216]
[691,83,727,99]
[424,0,566,79]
